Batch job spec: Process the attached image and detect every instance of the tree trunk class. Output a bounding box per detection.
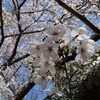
[74,64,100,100]
[12,81,35,100]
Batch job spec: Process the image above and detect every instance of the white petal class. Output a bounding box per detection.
[76,46,82,54]
[56,91,63,96]
[86,44,94,51]
[39,66,49,76]
[81,34,89,39]
[97,56,100,62]
[51,51,58,60]
[54,25,60,33]
[43,51,50,60]
[81,54,88,61]
[30,46,37,55]
[77,35,89,40]
[41,78,48,90]
[44,37,53,46]
[47,89,54,95]
[52,36,59,41]
[34,75,41,84]
[70,30,78,37]
[46,87,58,95]
[81,52,91,61]
[78,27,87,35]
[52,43,59,49]
[34,56,41,65]
[49,65,56,75]
[54,24,66,37]
[76,36,83,40]
[46,26,54,36]
[86,39,95,44]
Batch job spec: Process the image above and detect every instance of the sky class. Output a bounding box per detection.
[24,82,54,100]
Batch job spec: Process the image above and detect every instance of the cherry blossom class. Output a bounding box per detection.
[60,34,69,47]
[71,27,89,40]
[39,58,56,76]
[78,27,87,35]
[30,40,44,56]
[76,39,95,61]
[33,56,41,66]
[43,41,59,60]
[45,24,66,41]
[34,74,48,90]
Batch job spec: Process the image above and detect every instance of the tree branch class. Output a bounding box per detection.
[55,0,100,36]
[5,29,46,38]
[0,0,4,47]
[8,36,21,61]
[12,81,35,100]
[8,0,23,62]
[90,34,100,41]
[74,64,100,100]
[1,54,30,71]
[18,0,27,9]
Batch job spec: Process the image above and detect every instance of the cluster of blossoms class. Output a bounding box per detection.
[76,39,95,61]
[30,24,96,95]
[30,24,66,90]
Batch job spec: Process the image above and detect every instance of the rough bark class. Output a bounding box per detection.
[74,64,100,100]
[12,81,35,100]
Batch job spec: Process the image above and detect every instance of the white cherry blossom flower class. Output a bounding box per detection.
[43,41,59,60]
[82,39,95,45]
[89,5,99,12]
[78,27,87,35]
[34,56,41,66]
[34,74,48,90]
[60,34,69,47]
[71,27,89,40]
[76,39,95,61]
[39,58,56,76]
[46,24,66,41]
[30,40,44,56]
[43,36,53,46]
